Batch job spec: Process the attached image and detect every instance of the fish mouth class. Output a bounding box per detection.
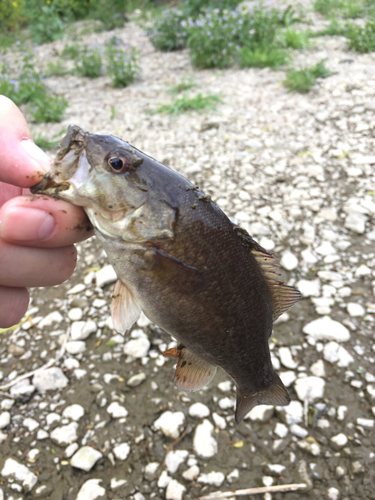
[30,173,70,197]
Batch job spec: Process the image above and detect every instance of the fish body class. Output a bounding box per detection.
[32,125,301,422]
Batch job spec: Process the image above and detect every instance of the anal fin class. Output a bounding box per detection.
[111,279,142,334]
[235,376,290,423]
[164,347,217,392]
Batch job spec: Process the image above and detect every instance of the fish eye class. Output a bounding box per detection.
[108,156,127,173]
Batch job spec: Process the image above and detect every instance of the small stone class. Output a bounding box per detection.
[50,422,78,445]
[67,283,86,295]
[266,464,285,476]
[245,405,274,422]
[9,380,35,398]
[0,412,10,429]
[76,479,106,500]
[330,433,348,450]
[113,443,130,460]
[226,468,239,483]
[71,446,103,471]
[144,462,160,481]
[65,443,79,458]
[107,402,128,419]
[127,373,146,387]
[33,367,68,392]
[356,417,374,428]
[0,399,14,410]
[323,341,354,367]
[37,311,63,329]
[62,404,85,421]
[280,371,297,387]
[327,487,340,500]
[110,478,127,490]
[310,360,326,377]
[96,265,117,287]
[279,347,298,369]
[296,279,321,297]
[337,406,348,420]
[46,412,60,426]
[23,417,39,431]
[347,303,365,317]
[352,461,365,474]
[165,450,188,474]
[277,401,303,425]
[182,465,200,481]
[303,317,350,342]
[280,250,298,271]
[297,437,321,456]
[71,320,97,340]
[63,358,80,370]
[123,338,150,358]
[153,411,185,439]
[193,419,217,458]
[198,471,225,487]
[37,429,49,440]
[212,412,226,429]
[345,213,366,234]
[274,423,288,438]
[218,396,235,409]
[8,343,26,357]
[294,376,325,403]
[188,402,210,418]
[262,476,274,486]
[290,424,308,438]
[68,308,83,321]
[166,479,186,500]
[1,458,38,491]
[158,470,171,488]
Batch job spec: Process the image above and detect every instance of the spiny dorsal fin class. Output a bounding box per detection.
[164,346,217,392]
[234,225,301,321]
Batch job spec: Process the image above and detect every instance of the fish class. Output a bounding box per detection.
[31,125,301,423]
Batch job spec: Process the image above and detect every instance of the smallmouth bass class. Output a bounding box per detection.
[31,125,301,422]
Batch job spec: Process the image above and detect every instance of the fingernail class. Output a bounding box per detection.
[0,206,55,241]
[21,139,52,173]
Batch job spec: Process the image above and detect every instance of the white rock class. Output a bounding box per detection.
[296,279,321,297]
[188,402,210,418]
[303,317,350,342]
[23,417,39,431]
[65,443,79,458]
[1,458,38,491]
[294,376,325,403]
[165,450,189,474]
[96,265,117,287]
[226,468,239,483]
[50,422,78,445]
[277,401,303,425]
[310,359,326,377]
[347,303,365,317]
[0,412,10,429]
[67,283,85,295]
[110,478,127,490]
[217,381,232,392]
[37,311,63,329]
[10,379,36,397]
[218,397,235,409]
[345,213,366,234]
[158,470,171,488]
[76,479,106,500]
[297,438,321,456]
[144,462,160,481]
[63,358,80,370]
[0,432,6,443]
[280,371,297,387]
[279,347,298,369]
[355,264,372,277]
[71,320,97,340]
[316,241,336,256]
[62,404,85,421]
[46,412,61,426]
[123,338,150,358]
[71,446,103,471]
[193,419,217,458]
[323,341,354,367]
[182,465,200,481]
[198,471,225,487]
[0,399,14,410]
[127,373,146,387]
[337,406,348,421]
[113,443,130,460]
[166,479,186,500]
[107,402,128,419]
[68,308,83,321]
[357,417,374,428]
[153,411,185,439]
[37,429,49,440]
[212,412,226,429]
[330,433,348,449]
[274,423,288,438]
[33,367,68,392]
[27,449,39,460]
[245,405,274,422]
[327,487,340,500]
[290,424,308,438]
[280,250,298,271]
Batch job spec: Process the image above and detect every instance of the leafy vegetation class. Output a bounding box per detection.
[147,8,187,52]
[157,93,222,114]
[239,47,289,68]
[76,44,103,78]
[313,0,371,19]
[283,60,334,93]
[280,27,311,49]
[105,36,139,87]
[346,20,375,52]
[169,77,196,95]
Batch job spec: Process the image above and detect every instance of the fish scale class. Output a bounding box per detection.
[31,125,301,423]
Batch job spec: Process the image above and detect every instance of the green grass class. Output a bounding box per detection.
[346,20,375,52]
[169,77,196,94]
[239,47,289,68]
[309,19,347,37]
[283,60,334,93]
[157,93,222,115]
[62,43,80,59]
[313,0,368,18]
[281,28,311,49]
[44,60,71,77]
[34,135,60,150]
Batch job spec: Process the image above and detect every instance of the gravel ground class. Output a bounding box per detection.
[1,4,375,500]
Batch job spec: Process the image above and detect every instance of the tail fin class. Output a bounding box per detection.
[235,378,290,423]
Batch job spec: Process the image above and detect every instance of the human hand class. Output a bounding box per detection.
[0,96,94,328]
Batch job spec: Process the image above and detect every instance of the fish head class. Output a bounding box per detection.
[31,125,175,242]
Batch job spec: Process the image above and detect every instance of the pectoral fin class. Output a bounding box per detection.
[235,376,290,423]
[164,346,217,392]
[111,279,142,334]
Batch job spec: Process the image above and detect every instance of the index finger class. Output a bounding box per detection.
[0,96,52,188]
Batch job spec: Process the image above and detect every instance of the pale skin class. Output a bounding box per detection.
[0,96,94,328]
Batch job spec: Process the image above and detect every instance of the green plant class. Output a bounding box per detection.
[346,20,375,52]
[157,93,222,114]
[280,27,310,49]
[0,0,25,32]
[310,19,347,37]
[23,2,65,44]
[28,94,68,122]
[45,60,70,76]
[283,60,334,93]
[239,47,289,68]
[170,77,196,94]
[62,43,80,59]
[182,0,242,18]
[34,134,60,149]
[147,8,187,51]
[313,0,366,18]
[76,44,103,78]
[89,0,127,30]
[106,37,139,87]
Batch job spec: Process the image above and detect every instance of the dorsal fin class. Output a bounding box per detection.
[233,225,301,321]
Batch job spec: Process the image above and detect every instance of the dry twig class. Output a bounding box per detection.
[198,483,307,499]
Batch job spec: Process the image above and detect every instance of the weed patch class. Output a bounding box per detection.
[346,20,375,52]
[283,60,334,93]
[106,36,139,87]
[157,93,222,114]
[147,8,187,51]
[239,47,289,68]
